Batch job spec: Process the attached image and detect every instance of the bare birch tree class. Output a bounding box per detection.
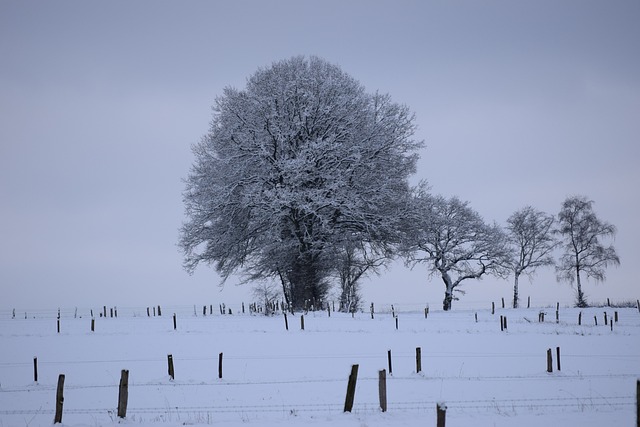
[556,195,620,307]
[506,206,556,308]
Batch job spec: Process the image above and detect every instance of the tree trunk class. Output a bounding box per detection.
[513,274,520,309]
[575,268,587,307]
[441,273,454,311]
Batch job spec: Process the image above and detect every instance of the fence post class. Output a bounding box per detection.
[527,296,530,309]
[218,352,223,379]
[501,297,505,309]
[54,374,65,424]
[157,305,162,316]
[395,317,398,330]
[343,364,359,412]
[578,311,582,326]
[437,402,447,427]
[91,318,95,332]
[556,347,561,371]
[416,347,422,373]
[57,319,60,334]
[301,315,305,331]
[500,315,504,331]
[173,313,177,330]
[284,313,289,331]
[167,354,174,380]
[378,369,387,412]
[546,349,553,373]
[387,350,393,376]
[117,369,129,419]
[33,357,38,383]
[636,380,640,427]
[491,302,495,315]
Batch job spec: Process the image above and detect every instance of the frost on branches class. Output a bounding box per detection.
[180,56,422,310]
[403,189,511,311]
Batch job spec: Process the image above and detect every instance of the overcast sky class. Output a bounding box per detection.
[1,1,638,311]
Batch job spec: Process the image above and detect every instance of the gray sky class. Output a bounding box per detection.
[1,1,638,310]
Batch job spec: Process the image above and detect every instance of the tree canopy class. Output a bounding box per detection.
[180,56,422,310]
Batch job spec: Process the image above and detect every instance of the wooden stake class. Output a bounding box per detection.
[556,347,561,371]
[167,354,174,380]
[300,315,305,330]
[57,319,60,334]
[91,318,95,332]
[546,349,553,373]
[578,311,582,326]
[378,369,387,412]
[615,311,618,323]
[527,296,530,308]
[501,297,505,309]
[117,369,129,419]
[604,312,608,326]
[387,350,393,375]
[395,317,398,330]
[437,403,447,427]
[475,312,478,323]
[500,315,504,331]
[343,364,359,412]
[173,313,177,330]
[636,380,640,427]
[218,352,223,379]
[157,305,161,316]
[491,302,495,315]
[284,313,289,331]
[416,347,422,373]
[33,357,38,383]
[54,374,65,424]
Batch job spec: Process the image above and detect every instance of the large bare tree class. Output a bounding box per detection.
[404,189,511,311]
[556,195,620,307]
[506,206,556,308]
[180,56,422,310]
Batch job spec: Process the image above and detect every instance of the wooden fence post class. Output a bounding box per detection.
[284,313,289,331]
[615,311,618,323]
[57,319,60,334]
[91,318,95,332]
[378,369,387,412]
[500,315,504,331]
[54,374,65,424]
[491,302,495,315]
[157,305,162,316]
[416,347,422,373]
[527,296,530,309]
[173,313,177,330]
[301,315,305,330]
[578,311,582,326]
[218,352,223,379]
[33,357,38,383]
[636,380,640,427]
[501,297,505,309]
[117,369,129,419]
[395,317,398,330]
[167,354,174,380]
[604,312,608,326]
[437,403,447,427]
[556,347,561,371]
[387,350,393,376]
[343,364,359,412]
[546,349,553,373]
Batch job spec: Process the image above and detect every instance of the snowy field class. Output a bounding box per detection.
[1,304,638,427]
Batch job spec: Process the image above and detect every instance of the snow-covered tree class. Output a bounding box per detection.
[403,189,511,311]
[180,56,422,310]
[506,206,556,308]
[556,195,620,307]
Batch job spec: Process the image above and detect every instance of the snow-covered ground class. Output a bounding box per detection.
[1,304,638,427]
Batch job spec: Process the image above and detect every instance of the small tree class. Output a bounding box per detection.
[404,190,511,311]
[556,195,620,307]
[336,241,387,313]
[506,206,556,308]
[251,281,281,315]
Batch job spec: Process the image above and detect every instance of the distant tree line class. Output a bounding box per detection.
[180,56,620,311]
